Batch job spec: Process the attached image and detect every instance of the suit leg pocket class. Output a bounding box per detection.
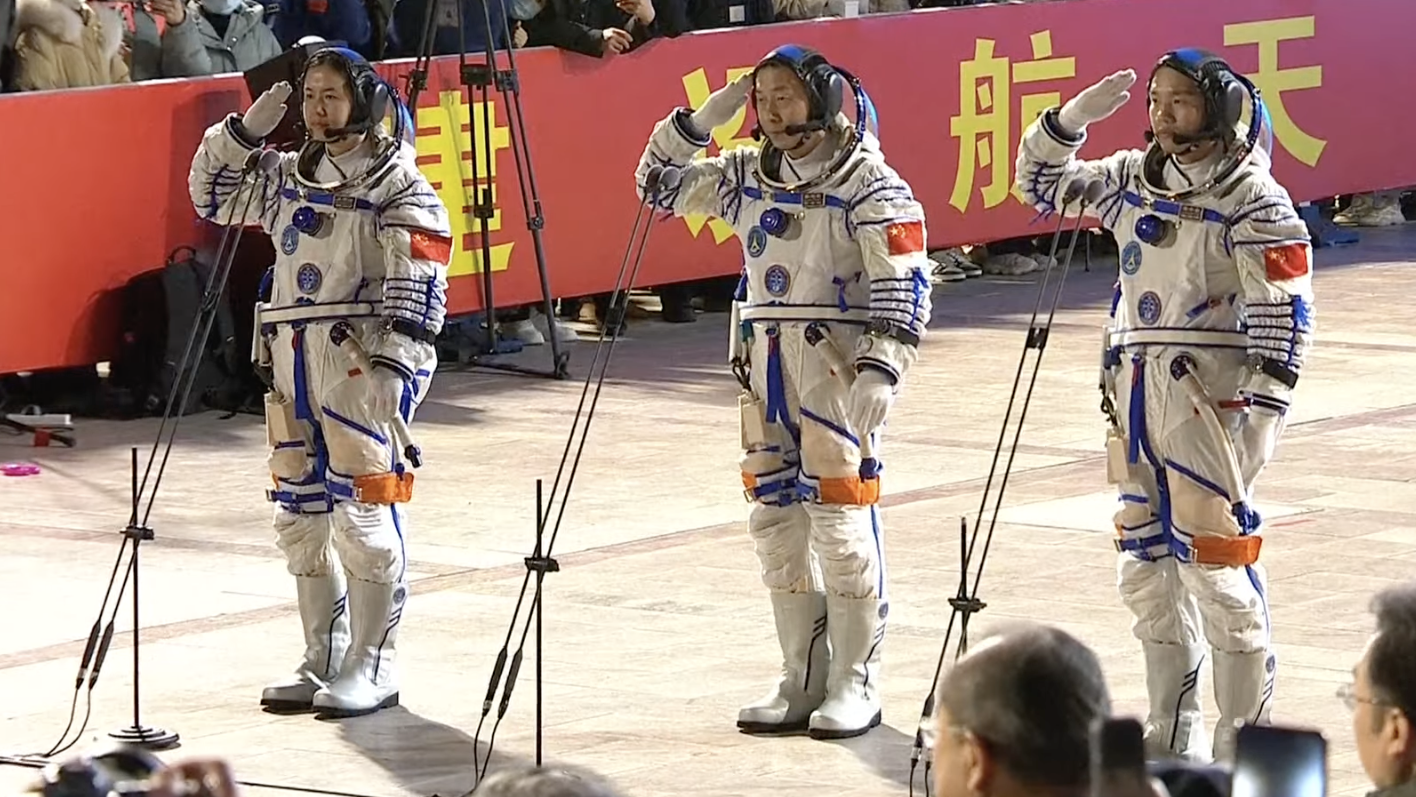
[265,391,310,481]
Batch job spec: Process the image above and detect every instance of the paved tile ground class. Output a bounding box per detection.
[3,224,1415,797]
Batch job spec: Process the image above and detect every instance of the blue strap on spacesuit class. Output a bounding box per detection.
[742,186,849,211]
[1127,356,1145,466]
[1114,355,1175,561]
[1121,192,1229,227]
[744,325,804,507]
[1115,492,1167,560]
[831,276,852,313]
[745,457,801,506]
[279,187,378,212]
[1115,353,1264,564]
[267,422,335,515]
[292,328,314,422]
[764,328,790,428]
[266,326,339,514]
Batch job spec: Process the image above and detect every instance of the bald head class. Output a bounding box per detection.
[937,622,1111,790]
[473,765,625,797]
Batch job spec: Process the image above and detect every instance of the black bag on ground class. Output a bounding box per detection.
[108,246,263,418]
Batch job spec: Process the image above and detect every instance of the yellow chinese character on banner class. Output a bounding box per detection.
[1011,31,1076,204]
[415,90,515,277]
[950,33,1076,214]
[680,66,756,245]
[1223,16,1325,167]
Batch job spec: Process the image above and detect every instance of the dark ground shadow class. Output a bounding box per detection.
[815,721,921,792]
[331,706,532,797]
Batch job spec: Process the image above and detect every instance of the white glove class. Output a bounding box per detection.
[1057,69,1136,136]
[368,365,408,425]
[1236,407,1282,486]
[242,81,293,140]
[848,369,895,439]
[689,71,754,135]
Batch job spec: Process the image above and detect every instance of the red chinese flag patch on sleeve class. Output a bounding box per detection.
[885,221,925,256]
[409,230,453,264]
[1262,243,1310,281]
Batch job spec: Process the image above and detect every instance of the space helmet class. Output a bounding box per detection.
[299,46,411,143]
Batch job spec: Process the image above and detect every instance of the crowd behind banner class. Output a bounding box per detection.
[0,0,1409,391]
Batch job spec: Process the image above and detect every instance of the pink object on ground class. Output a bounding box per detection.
[2,463,41,477]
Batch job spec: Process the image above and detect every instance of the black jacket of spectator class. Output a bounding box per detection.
[525,0,685,57]
[681,0,771,31]
[388,0,509,59]
[269,0,374,58]
[0,0,16,88]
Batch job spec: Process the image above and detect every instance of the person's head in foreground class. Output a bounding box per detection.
[1349,582,1416,791]
[474,764,626,797]
[933,621,1111,797]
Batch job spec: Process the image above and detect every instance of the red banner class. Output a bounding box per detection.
[0,0,1410,373]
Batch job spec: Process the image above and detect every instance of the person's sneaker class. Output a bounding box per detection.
[982,253,1039,276]
[1356,198,1408,227]
[530,309,578,343]
[928,248,968,283]
[1334,193,1374,226]
[502,318,545,345]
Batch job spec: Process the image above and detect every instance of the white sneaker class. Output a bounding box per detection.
[503,318,545,345]
[531,309,578,343]
[1356,201,1407,227]
[1334,194,1375,225]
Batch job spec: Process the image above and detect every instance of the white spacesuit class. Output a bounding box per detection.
[1015,49,1314,761]
[187,47,451,718]
[635,45,932,739]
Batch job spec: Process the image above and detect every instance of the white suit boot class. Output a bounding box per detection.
[313,577,405,718]
[808,594,885,739]
[1212,649,1275,762]
[1141,641,1210,762]
[738,591,829,733]
[261,573,350,712]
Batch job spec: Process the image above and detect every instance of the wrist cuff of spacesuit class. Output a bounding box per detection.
[224,114,263,151]
[1239,376,1292,417]
[854,333,917,386]
[371,332,431,383]
[671,108,713,150]
[1041,107,1087,149]
[371,356,414,382]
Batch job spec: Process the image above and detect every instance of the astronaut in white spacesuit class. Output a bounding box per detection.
[635,45,932,739]
[187,46,451,718]
[1014,49,1315,761]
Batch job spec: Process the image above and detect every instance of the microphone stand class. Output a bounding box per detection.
[108,446,179,750]
[18,149,275,762]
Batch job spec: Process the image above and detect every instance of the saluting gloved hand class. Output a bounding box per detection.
[368,365,408,425]
[241,80,293,140]
[1057,69,1136,137]
[689,71,755,137]
[848,368,896,440]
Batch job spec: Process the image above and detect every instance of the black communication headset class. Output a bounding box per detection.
[302,46,390,138]
[1147,48,1247,148]
[751,44,848,138]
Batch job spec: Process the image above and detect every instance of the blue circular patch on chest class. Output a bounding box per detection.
[764,264,792,297]
[296,263,323,295]
[1137,291,1162,326]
